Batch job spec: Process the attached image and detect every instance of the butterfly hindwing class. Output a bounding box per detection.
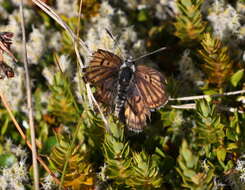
[95,77,117,105]
[124,88,151,132]
[122,65,168,131]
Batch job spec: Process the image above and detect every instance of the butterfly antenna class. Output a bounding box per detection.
[105,28,126,58]
[105,28,123,47]
[132,47,167,62]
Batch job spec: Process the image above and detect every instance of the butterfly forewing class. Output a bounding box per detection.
[134,65,168,109]
[83,49,121,85]
[88,49,121,68]
[83,49,121,110]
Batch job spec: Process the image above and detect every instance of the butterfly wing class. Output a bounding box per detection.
[83,49,121,86]
[83,49,122,104]
[123,65,168,131]
[123,87,151,132]
[84,50,168,131]
[134,65,168,109]
[94,77,117,105]
[0,61,14,79]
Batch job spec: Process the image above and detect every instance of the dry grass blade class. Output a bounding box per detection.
[31,0,110,132]
[86,83,110,132]
[73,0,110,132]
[20,1,39,189]
[31,0,90,55]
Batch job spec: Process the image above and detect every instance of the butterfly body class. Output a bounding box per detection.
[83,49,168,132]
[115,59,135,117]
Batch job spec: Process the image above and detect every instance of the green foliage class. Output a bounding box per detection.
[193,100,231,170]
[128,151,163,189]
[176,140,215,190]
[193,100,224,147]
[225,169,245,190]
[49,135,95,190]
[137,9,149,22]
[198,33,234,88]
[227,112,241,143]
[102,120,163,189]
[230,69,244,87]
[0,110,11,138]
[0,1,244,189]
[81,0,101,19]
[174,0,207,44]
[48,72,81,124]
[103,122,132,185]
[0,153,17,168]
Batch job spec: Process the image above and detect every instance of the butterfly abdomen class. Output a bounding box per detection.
[114,62,135,117]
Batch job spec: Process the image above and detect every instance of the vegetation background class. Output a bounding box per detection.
[0,0,244,189]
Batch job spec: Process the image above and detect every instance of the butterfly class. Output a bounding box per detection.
[0,32,15,79]
[0,61,14,79]
[83,49,168,132]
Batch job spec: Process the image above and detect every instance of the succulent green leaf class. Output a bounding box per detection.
[230,69,244,87]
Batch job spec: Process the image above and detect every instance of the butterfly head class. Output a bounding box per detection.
[120,57,136,72]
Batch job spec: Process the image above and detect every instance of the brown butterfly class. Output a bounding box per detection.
[0,32,17,62]
[0,61,14,79]
[0,32,15,79]
[83,49,168,132]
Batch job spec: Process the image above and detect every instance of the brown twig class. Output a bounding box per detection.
[169,90,245,101]
[53,54,64,73]
[20,1,39,189]
[171,103,244,114]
